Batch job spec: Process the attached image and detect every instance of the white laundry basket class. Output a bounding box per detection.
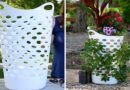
[0,1,54,90]
[88,30,124,84]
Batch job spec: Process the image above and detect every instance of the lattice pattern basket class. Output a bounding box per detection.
[0,2,54,90]
[88,30,124,84]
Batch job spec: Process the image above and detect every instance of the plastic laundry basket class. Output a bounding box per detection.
[88,30,124,51]
[88,30,124,84]
[0,1,54,90]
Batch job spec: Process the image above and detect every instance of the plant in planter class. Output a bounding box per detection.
[81,39,130,84]
[81,0,128,84]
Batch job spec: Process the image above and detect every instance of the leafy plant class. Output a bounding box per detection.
[81,39,130,82]
[81,0,112,28]
[98,11,127,36]
[120,0,130,25]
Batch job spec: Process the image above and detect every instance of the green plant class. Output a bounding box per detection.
[81,0,112,28]
[120,0,130,25]
[81,39,130,82]
[98,11,127,36]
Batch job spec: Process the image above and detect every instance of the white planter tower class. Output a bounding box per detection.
[88,30,124,84]
[0,1,54,90]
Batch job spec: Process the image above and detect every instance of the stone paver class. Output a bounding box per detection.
[0,79,64,90]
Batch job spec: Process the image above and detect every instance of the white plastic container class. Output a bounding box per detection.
[0,1,54,90]
[88,30,124,84]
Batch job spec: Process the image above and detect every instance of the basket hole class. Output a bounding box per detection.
[24,21,28,23]
[16,41,19,44]
[110,45,114,47]
[41,36,45,39]
[106,42,110,44]
[102,39,106,41]
[44,50,47,53]
[6,15,11,19]
[6,69,8,71]
[19,57,23,59]
[3,29,7,32]
[32,27,37,30]
[27,32,31,35]
[0,4,4,9]
[24,61,28,64]
[2,20,6,23]
[0,24,3,28]
[21,46,25,48]
[18,26,21,27]
[44,5,52,10]
[29,57,33,59]
[11,20,16,23]
[37,41,41,44]
[21,28,24,30]
[21,36,25,39]
[45,41,48,43]
[42,28,46,30]
[27,23,30,25]
[40,54,45,57]
[110,39,114,42]
[38,23,42,25]
[32,45,36,48]
[27,50,30,52]
[32,36,37,39]
[114,43,117,45]
[32,55,36,57]
[117,39,120,42]
[30,16,33,18]
[41,45,45,48]
[37,32,42,35]
[27,41,31,44]
[40,63,44,65]
[7,25,11,27]
[89,31,95,35]
[36,50,41,53]
[17,16,22,19]
[44,59,47,61]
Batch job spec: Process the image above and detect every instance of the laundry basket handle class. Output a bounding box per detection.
[42,2,54,12]
[88,30,98,36]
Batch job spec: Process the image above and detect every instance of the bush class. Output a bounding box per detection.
[120,0,130,24]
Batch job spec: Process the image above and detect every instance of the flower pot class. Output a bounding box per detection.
[0,2,54,90]
[79,70,92,84]
[88,30,124,84]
